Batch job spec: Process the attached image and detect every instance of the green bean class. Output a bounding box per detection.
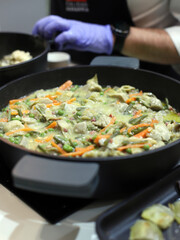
[36,106,46,122]
[38,144,48,153]
[7,109,11,121]
[164,98,169,110]
[69,139,78,147]
[104,130,120,146]
[48,128,55,132]
[17,109,23,117]
[29,113,35,118]
[25,133,30,137]
[70,85,79,91]
[124,101,135,115]
[54,135,67,144]
[129,115,148,125]
[11,117,21,121]
[130,127,147,135]
[138,99,150,108]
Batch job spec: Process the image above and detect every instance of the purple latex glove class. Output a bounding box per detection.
[32,15,113,54]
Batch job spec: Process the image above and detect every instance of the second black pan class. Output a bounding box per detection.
[96,165,180,240]
[0,65,179,199]
[0,32,49,86]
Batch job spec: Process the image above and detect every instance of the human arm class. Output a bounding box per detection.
[119,26,180,65]
[32,15,180,65]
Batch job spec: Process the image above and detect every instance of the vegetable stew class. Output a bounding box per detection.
[0,74,179,158]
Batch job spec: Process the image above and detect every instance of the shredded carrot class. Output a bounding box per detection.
[99,116,116,134]
[30,98,40,102]
[151,119,159,125]
[51,141,66,154]
[128,119,159,134]
[104,87,111,93]
[62,145,94,157]
[0,118,8,122]
[66,97,76,104]
[35,139,44,143]
[53,102,62,106]
[129,90,143,98]
[11,110,30,115]
[35,135,54,143]
[55,91,62,96]
[46,104,53,108]
[126,97,136,104]
[52,100,59,104]
[45,94,57,100]
[46,121,57,129]
[94,134,111,144]
[126,91,143,104]
[9,105,19,109]
[120,127,127,133]
[11,111,18,116]
[128,123,151,133]
[133,128,151,138]
[59,80,73,90]
[5,127,34,136]
[117,143,151,151]
[46,102,62,108]
[22,110,30,114]
[9,97,26,105]
[133,110,142,119]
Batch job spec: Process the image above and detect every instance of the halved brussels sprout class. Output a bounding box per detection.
[169,199,180,224]
[141,204,174,229]
[129,219,164,240]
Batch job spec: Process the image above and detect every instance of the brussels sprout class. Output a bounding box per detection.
[169,199,180,224]
[141,204,174,229]
[129,219,164,240]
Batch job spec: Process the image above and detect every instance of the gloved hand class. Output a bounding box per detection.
[32,15,113,54]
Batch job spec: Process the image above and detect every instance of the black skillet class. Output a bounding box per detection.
[0,32,49,86]
[96,165,180,240]
[0,59,179,199]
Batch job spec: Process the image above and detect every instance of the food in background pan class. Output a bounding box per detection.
[0,74,179,157]
[169,199,180,224]
[0,50,32,67]
[129,219,164,240]
[129,200,180,240]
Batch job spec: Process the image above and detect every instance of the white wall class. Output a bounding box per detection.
[0,0,50,34]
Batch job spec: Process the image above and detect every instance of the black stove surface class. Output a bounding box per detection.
[0,159,92,224]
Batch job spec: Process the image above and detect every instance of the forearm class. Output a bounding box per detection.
[120,27,180,64]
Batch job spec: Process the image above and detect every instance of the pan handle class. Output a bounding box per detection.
[90,56,139,69]
[12,155,99,198]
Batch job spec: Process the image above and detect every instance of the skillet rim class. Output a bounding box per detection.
[0,65,179,162]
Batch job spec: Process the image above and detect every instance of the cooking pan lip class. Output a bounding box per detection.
[0,31,49,72]
[0,136,179,163]
[0,64,180,91]
[0,64,179,162]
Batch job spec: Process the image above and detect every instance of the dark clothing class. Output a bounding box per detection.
[51,0,133,25]
[50,0,133,64]
[50,0,180,80]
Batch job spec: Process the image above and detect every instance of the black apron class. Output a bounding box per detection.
[51,0,133,25]
[50,0,180,80]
